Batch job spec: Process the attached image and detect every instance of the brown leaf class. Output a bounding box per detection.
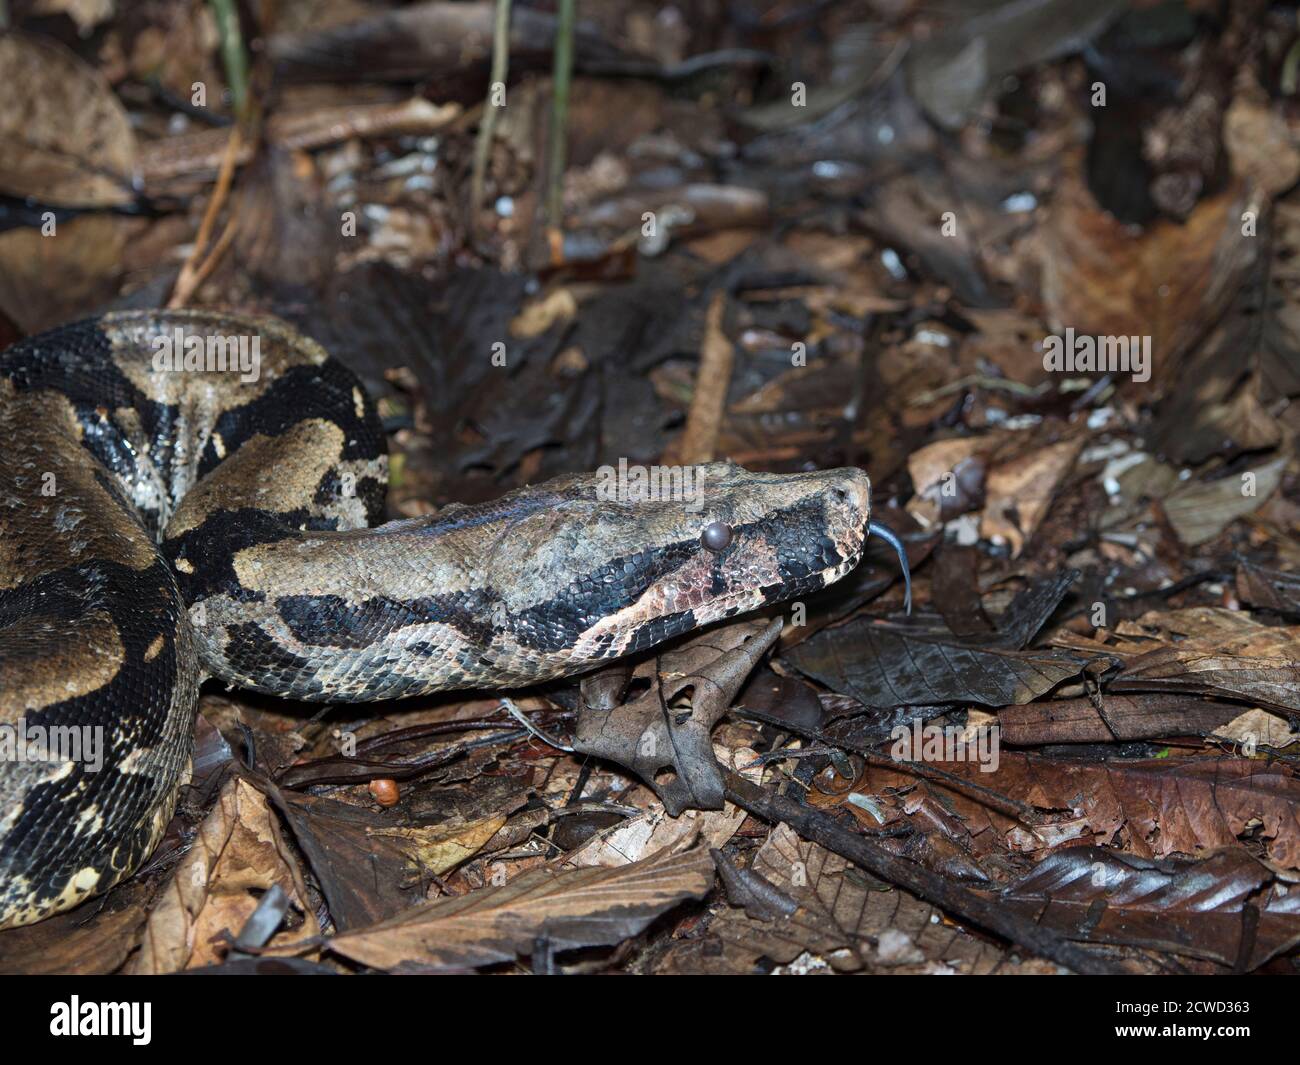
[0,32,138,207]
[574,617,781,814]
[850,752,1300,870]
[0,215,135,334]
[1036,164,1251,389]
[279,788,511,930]
[328,846,715,971]
[1161,459,1285,546]
[662,825,1033,974]
[998,846,1300,971]
[997,693,1242,745]
[980,438,1083,556]
[0,875,153,975]
[1111,622,1300,718]
[127,777,318,973]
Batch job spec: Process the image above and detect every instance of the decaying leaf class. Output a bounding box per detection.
[997,846,1300,970]
[328,846,714,971]
[574,617,781,814]
[663,825,1035,974]
[783,619,1089,710]
[847,751,1300,871]
[563,746,762,868]
[128,777,318,974]
[279,788,511,930]
[1111,622,1300,718]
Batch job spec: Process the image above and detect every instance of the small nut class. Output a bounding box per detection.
[369,778,400,806]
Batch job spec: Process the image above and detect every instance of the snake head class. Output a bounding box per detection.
[486,462,871,669]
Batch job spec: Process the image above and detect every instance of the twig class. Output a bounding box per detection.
[670,292,734,465]
[471,0,513,225]
[501,697,574,752]
[545,0,576,230]
[721,768,1125,974]
[168,126,242,308]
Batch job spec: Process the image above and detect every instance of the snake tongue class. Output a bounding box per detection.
[866,521,912,615]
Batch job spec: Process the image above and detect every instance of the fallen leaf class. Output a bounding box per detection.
[1161,459,1285,546]
[574,618,781,814]
[998,846,1300,970]
[127,777,318,974]
[980,438,1083,556]
[328,846,714,971]
[0,32,138,206]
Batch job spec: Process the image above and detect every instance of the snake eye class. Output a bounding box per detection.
[701,521,733,552]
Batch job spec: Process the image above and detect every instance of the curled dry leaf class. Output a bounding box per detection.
[127,777,318,974]
[0,32,138,207]
[980,437,1083,556]
[574,617,782,814]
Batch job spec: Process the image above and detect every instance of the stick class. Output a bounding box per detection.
[721,768,1124,974]
[471,0,513,225]
[670,291,734,465]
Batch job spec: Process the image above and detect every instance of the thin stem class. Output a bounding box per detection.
[471,0,513,225]
[546,0,576,230]
[209,0,250,121]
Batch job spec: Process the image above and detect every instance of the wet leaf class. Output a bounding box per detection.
[998,846,1300,970]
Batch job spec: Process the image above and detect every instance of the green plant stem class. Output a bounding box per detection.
[546,0,576,230]
[209,0,250,122]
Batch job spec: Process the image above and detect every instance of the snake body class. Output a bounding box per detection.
[0,310,873,929]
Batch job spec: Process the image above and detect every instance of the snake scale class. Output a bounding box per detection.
[0,309,899,930]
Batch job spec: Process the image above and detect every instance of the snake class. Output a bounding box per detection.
[0,309,909,930]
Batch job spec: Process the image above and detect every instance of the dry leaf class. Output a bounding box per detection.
[663,825,1033,974]
[0,32,138,207]
[128,777,317,974]
[328,846,715,971]
[1162,459,1285,546]
[980,438,1082,556]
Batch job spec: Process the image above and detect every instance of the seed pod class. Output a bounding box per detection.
[369,778,400,806]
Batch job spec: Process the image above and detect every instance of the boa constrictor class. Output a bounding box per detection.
[0,310,904,929]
